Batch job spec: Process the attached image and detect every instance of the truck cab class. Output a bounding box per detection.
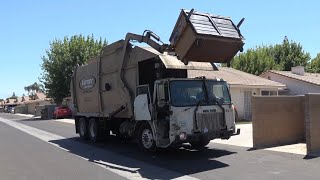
[134,77,239,150]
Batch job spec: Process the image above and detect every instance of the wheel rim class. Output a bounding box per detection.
[89,121,97,139]
[141,129,153,149]
[79,119,86,136]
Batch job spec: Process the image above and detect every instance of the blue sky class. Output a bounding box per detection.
[1,0,319,99]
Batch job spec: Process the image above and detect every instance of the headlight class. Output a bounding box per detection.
[179,132,187,141]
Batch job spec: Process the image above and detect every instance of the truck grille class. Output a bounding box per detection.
[196,112,225,132]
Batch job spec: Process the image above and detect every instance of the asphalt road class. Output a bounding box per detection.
[1,113,320,180]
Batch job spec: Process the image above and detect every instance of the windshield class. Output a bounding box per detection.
[170,80,231,107]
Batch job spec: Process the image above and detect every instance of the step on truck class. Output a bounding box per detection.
[71,9,244,151]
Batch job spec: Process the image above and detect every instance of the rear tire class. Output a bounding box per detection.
[138,123,156,152]
[88,118,99,143]
[79,117,88,139]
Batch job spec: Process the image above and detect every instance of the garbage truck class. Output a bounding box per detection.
[71,9,244,151]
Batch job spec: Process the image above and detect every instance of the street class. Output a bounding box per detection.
[0,113,320,180]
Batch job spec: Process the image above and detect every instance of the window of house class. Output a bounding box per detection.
[270,91,277,95]
[261,90,277,96]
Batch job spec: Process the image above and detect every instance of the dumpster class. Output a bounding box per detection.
[169,9,245,64]
[41,104,57,119]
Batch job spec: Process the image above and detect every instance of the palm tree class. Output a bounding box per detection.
[24,82,43,95]
[24,86,31,95]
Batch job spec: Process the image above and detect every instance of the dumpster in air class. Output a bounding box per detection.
[169,9,245,65]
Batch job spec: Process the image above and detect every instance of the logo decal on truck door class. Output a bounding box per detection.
[79,76,96,90]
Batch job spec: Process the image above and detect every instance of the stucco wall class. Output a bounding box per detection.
[252,96,305,148]
[27,101,52,115]
[262,72,320,95]
[305,94,320,155]
[27,103,36,114]
[15,105,28,114]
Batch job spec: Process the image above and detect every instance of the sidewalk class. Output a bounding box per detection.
[212,123,306,155]
[213,123,253,147]
[14,113,75,124]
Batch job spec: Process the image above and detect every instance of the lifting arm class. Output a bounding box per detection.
[118,30,169,119]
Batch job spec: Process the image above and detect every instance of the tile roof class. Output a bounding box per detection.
[265,70,320,86]
[23,98,52,104]
[35,93,46,100]
[22,96,30,102]
[16,97,22,103]
[188,67,286,87]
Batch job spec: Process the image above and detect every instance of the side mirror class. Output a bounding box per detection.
[218,97,225,105]
[157,83,168,107]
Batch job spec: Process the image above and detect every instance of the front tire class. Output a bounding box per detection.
[88,118,99,143]
[79,117,88,139]
[190,138,210,150]
[138,123,156,152]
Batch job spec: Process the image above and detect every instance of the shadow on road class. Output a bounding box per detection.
[50,136,235,179]
[20,118,52,122]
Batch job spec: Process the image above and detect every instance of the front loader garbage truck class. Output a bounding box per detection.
[71,9,244,151]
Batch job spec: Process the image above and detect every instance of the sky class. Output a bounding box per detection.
[0,0,319,99]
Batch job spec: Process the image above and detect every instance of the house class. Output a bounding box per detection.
[188,67,286,120]
[22,93,53,114]
[6,98,16,105]
[260,66,320,95]
[35,92,46,100]
[21,96,30,103]
[15,97,23,105]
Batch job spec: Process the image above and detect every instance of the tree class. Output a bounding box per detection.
[270,37,310,71]
[231,37,310,75]
[8,92,17,99]
[231,46,281,75]
[307,53,320,73]
[24,82,44,95]
[40,34,106,103]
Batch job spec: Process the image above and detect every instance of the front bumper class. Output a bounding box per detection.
[175,128,240,143]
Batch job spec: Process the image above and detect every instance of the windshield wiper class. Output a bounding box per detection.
[184,99,206,111]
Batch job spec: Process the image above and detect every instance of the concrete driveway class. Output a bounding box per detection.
[213,123,306,155]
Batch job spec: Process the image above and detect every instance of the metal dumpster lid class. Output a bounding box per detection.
[170,9,244,42]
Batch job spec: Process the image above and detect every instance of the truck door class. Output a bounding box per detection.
[134,85,152,121]
[156,81,170,119]
[154,81,171,144]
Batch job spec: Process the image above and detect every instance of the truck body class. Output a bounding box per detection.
[71,9,244,150]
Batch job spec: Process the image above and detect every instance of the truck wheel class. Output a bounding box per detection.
[190,138,210,150]
[138,123,156,152]
[79,117,88,139]
[88,118,99,143]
